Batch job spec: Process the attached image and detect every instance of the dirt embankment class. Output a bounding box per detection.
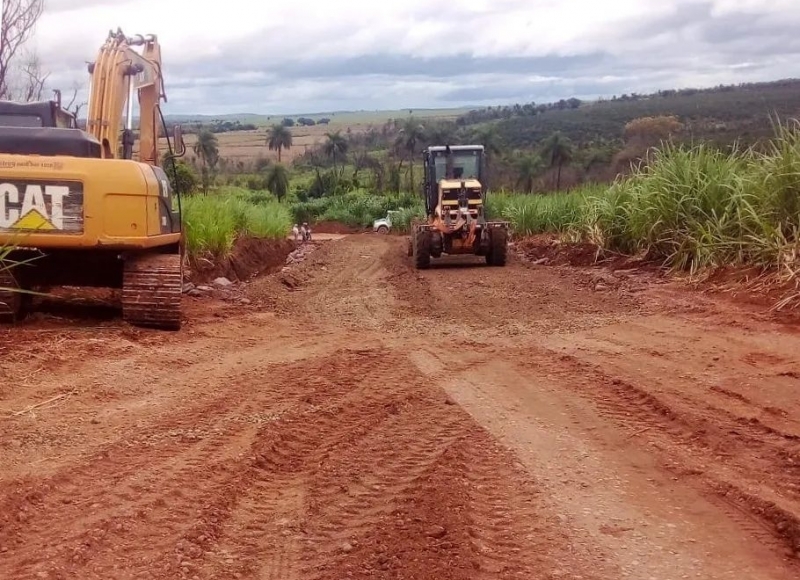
[2,232,800,580]
[187,237,297,284]
[515,233,800,321]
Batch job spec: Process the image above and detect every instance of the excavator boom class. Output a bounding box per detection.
[85,29,167,164]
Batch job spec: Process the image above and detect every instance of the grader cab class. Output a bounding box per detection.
[409,145,508,268]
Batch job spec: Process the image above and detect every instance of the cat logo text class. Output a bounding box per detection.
[0,180,84,233]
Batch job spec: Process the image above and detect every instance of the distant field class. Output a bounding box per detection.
[163,107,472,128]
[156,108,467,164]
[157,123,367,165]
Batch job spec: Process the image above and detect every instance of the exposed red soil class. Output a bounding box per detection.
[188,236,296,283]
[309,220,366,234]
[516,233,800,321]
[1,233,800,579]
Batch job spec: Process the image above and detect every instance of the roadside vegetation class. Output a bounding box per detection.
[492,121,800,287]
[181,187,292,258]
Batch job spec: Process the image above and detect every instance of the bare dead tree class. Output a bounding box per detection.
[64,80,87,119]
[19,50,48,101]
[0,0,45,99]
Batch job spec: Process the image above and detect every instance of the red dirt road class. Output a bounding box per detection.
[1,234,800,579]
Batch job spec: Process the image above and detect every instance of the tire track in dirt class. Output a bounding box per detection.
[508,345,800,559]
[0,346,384,579]
[0,320,338,480]
[193,347,566,580]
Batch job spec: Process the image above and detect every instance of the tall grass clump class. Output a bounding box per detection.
[494,119,800,284]
[589,143,753,272]
[487,187,599,238]
[740,119,800,277]
[586,126,799,276]
[182,192,291,258]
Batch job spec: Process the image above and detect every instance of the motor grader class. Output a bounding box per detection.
[0,29,186,330]
[409,144,509,268]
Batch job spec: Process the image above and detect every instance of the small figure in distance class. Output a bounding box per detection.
[302,222,312,242]
[292,223,300,242]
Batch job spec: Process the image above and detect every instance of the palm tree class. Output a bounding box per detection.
[540,131,574,191]
[267,124,293,162]
[265,164,290,202]
[322,130,348,176]
[514,153,545,193]
[192,130,218,194]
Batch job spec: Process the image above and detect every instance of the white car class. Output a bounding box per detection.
[373,210,400,234]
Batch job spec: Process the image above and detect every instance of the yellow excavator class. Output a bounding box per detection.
[0,29,186,330]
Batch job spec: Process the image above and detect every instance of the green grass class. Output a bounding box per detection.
[291,189,424,229]
[492,120,800,280]
[487,187,602,237]
[181,186,292,257]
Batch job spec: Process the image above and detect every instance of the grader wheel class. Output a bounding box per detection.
[413,228,431,269]
[486,227,508,267]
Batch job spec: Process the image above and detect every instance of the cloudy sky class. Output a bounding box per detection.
[29,0,800,115]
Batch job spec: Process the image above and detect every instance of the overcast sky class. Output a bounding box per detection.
[30,0,800,116]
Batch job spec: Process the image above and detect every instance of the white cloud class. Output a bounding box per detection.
[25,0,800,114]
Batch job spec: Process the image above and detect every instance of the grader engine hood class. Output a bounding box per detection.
[435,178,483,221]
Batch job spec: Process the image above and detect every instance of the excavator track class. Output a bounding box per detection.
[121,252,182,330]
[0,267,22,324]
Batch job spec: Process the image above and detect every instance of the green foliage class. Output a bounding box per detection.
[488,188,600,236]
[267,124,293,162]
[165,160,198,195]
[193,130,219,167]
[496,120,800,280]
[265,164,290,202]
[193,130,220,194]
[182,187,291,257]
[291,190,423,228]
[482,80,800,151]
[323,131,349,169]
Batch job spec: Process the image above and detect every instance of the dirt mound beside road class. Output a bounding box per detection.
[188,237,296,284]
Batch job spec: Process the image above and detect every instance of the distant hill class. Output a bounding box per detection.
[458,78,800,149]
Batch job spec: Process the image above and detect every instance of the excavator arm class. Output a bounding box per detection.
[85,28,172,165]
